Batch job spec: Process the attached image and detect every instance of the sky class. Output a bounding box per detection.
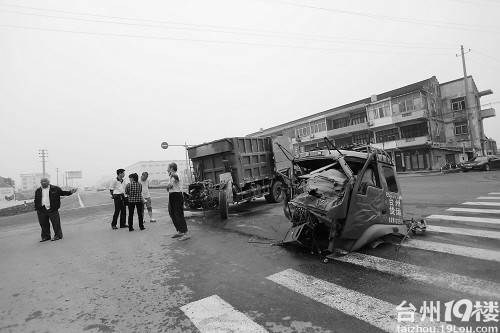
[1,0,499,187]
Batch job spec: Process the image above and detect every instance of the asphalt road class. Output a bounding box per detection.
[0,172,499,333]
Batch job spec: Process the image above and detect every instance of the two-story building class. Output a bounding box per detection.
[248,76,496,172]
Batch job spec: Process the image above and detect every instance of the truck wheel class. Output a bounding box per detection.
[265,180,284,203]
[219,191,228,220]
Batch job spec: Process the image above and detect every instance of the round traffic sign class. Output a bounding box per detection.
[161,142,169,149]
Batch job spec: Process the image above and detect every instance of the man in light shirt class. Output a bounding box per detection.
[34,178,77,242]
[110,168,127,229]
[167,163,190,241]
[140,172,156,223]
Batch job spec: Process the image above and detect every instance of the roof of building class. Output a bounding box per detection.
[248,76,435,135]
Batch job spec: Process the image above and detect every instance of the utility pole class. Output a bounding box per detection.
[458,45,475,156]
[56,168,59,186]
[39,149,48,178]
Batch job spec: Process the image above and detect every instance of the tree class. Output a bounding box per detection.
[0,176,15,187]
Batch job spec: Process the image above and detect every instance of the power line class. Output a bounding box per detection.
[0,3,458,50]
[0,8,457,50]
[253,0,500,33]
[473,50,500,63]
[0,23,452,56]
[468,58,500,72]
[448,0,500,7]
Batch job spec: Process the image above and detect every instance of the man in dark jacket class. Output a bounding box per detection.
[34,177,77,242]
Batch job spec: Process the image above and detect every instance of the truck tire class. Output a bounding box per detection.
[265,179,284,203]
[219,191,228,220]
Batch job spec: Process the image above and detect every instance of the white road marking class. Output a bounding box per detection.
[429,225,500,240]
[447,207,500,214]
[426,214,500,225]
[489,192,500,195]
[266,269,441,333]
[180,295,267,333]
[463,201,500,207]
[77,192,85,208]
[405,239,500,263]
[476,197,500,200]
[333,253,500,299]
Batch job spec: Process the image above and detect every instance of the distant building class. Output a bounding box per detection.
[248,76,496,172]
[124,160,189,186]
[20,173,50,191]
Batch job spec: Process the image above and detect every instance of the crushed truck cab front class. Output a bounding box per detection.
[282,144,408,253]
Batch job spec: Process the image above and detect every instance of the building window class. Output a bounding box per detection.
[451,97,466,111]
[391,92,423,113]
[376,128,400,143]
[353,132,372,144]
[335,136,353,147]
[400,123,428,139]
[351,112,367,125]
[332,116,350,129]
[367,101,390,119]
[454,121,468,135]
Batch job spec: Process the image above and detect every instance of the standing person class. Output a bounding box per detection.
[110,168,127,230]
[167,163,190,241]
[34,177,77,242]
[140,172,156,223]
[125,173,144,231]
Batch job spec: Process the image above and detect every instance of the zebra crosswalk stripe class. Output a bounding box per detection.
[426,214,500,225]
[404,239,500,263]
[489,192,500,195]
[429,225,500,240]
[476,197,500,200]
[462,201,500,207]
[332,252,500,299]
[447,207,500,214]
[266,269,442,333]
[180,295,268,333]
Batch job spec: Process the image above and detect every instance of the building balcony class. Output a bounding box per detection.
[292,130,328,144]
[392,108,428,124]
[481,107,496,119]
[328,122,369,136]
[372,135,430,150]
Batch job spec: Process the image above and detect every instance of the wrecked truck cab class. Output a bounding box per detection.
[282,144,408,253]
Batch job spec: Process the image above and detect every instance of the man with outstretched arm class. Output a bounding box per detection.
[34,177,77,242]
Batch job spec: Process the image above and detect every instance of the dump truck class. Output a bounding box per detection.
[184,136,291,219]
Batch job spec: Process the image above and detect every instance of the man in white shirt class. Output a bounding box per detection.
[110,168,127,229]
[167,163,190,241]
[34,178,77,242]
[140,172,156,223]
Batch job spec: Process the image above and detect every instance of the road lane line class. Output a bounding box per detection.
[462,201,500,207]
[426,214,500,225]
[489,192,500,195]
[476,197,500,200]
[447,207,500,214]
[405,239,500,263]
[180,295,267,333]
[77,192,85,208]
[333,253,500,299]
[266,269,441,333]
[429,225,500,240]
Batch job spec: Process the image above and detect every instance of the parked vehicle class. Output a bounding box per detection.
[184,136,290,219]
[461,155,500,172]
[281,139,412,253]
